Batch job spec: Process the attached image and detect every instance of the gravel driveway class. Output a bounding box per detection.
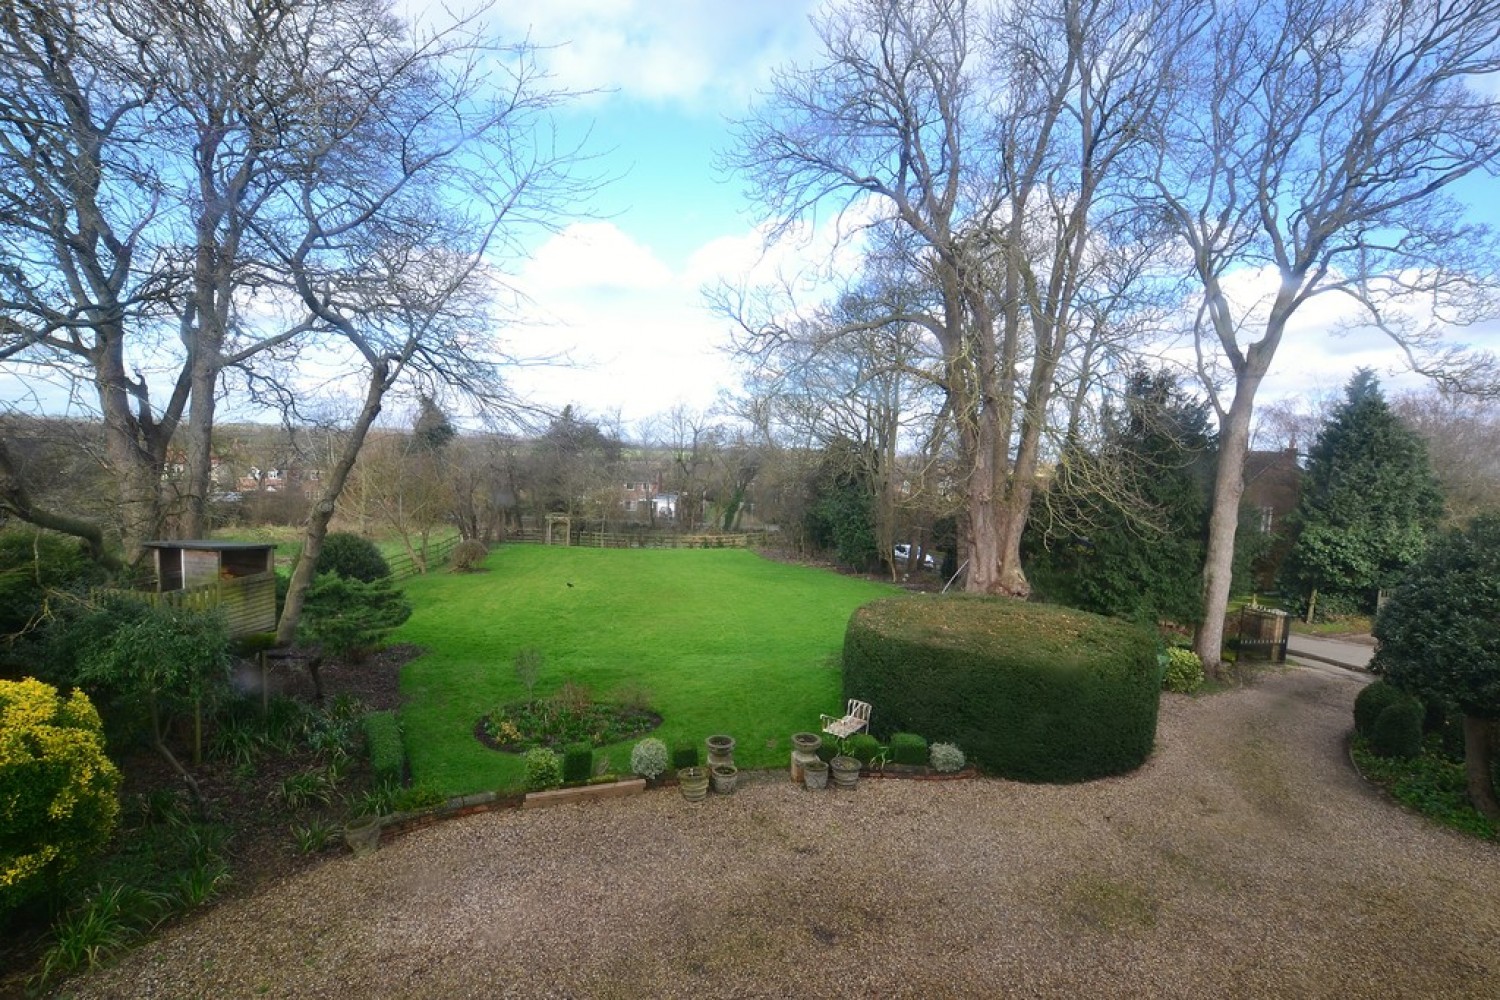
[67,662,1498,998]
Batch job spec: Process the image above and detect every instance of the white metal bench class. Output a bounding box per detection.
[820,699,872,740]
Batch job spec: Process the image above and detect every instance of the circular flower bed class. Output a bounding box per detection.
[474,695,661,753]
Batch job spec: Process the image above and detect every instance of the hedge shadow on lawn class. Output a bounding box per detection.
[843,595,1163,782]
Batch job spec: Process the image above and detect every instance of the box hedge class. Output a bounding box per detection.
[363,710,405,784]
[842,595,1162,783]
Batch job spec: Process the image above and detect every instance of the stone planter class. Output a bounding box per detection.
[678,766,710,802]
[791,731,822,755]
[802,758,829,790]
[829,755,861,790]
[343,816,382,856]
[706,734,736,770]
[710,764,739,795]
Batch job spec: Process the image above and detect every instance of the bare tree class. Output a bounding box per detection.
[723,0,1194,596]
[1147,0,1500,666]
[0,0,595,566]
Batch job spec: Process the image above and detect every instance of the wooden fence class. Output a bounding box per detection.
[506,529,770,550]
[123,571,278,636]
[384,534,460,580]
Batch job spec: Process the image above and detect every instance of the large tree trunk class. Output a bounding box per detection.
[97,330,169,562]
[276,359,390,644]
[1463,714,1500,821]
[1195,374,1261,669]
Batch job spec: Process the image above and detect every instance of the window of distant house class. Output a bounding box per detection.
[1259,506,1274,533]
[625,500,637,511]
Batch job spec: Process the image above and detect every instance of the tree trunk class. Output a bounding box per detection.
[276,359,390,644]
[1195,375,1262,669]
[1463,714,1500,821]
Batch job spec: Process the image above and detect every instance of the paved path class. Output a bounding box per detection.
[68,665,1497,999]
[1286,633,1376,671]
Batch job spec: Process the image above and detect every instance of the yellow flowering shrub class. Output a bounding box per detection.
[1,678,121,916]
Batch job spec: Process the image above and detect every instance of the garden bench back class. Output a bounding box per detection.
[820,699,872,739]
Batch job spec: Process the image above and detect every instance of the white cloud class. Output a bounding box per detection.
[408,0,822,109]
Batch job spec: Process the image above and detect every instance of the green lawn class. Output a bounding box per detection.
[394,546,898,795]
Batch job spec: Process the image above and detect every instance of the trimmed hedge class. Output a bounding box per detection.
[1354,680,1408,739]
[562,742,594,783]
[671,742,699,769]
[363,711,404,784]
[845,733,882,764]
[842,595,1161,783]
[890,732,927,766]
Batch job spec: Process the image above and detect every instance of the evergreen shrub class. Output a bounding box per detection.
[845,733,881,764]
[929,742,966,773]
[842,595,1161,782]
[890,732,927,766]
[1354,680,1408,739]
[363,711,404,784]
[1,679,121,919]
[671,742,699,769]
[631,738,668,780]
[1370,699,1424,760]
[524,748,563,791]
[562,742,593,784]
[1162,647,1204,694]
[316,533,391,582]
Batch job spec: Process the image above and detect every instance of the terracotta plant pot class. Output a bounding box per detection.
[710,763,739,795]
[678,766,710,802]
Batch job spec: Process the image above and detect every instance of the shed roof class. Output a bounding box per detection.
[143,540,277,551]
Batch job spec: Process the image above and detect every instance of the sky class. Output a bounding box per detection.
[3,0,1496,436]
[447,0,1500,433]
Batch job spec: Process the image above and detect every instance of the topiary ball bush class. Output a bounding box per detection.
[1369,698,1424,760]
[631,737,669,780]
[1354,680,1409,739]
[316,532,391,582]
[843,595,1161,783]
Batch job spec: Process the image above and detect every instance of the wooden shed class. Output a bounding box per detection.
[143,541,277,636]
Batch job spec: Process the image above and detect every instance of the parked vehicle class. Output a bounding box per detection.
[893,544,936,570]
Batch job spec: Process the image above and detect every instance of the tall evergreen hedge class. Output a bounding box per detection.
[842,595,1162,782]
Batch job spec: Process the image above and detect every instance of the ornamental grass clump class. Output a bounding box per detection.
[843,594,1160,782]
[631,737,669,780]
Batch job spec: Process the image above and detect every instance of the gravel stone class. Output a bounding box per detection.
[64,662,1499,998]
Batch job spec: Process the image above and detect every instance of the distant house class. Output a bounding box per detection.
[619,468,674,521]
[1242,446,1302,590]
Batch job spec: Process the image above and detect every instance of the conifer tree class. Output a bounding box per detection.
[1282,370,1444,619]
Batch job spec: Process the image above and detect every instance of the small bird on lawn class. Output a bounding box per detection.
[566,581,574,588]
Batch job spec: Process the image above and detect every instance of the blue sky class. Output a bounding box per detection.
[463,0,1500,431]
